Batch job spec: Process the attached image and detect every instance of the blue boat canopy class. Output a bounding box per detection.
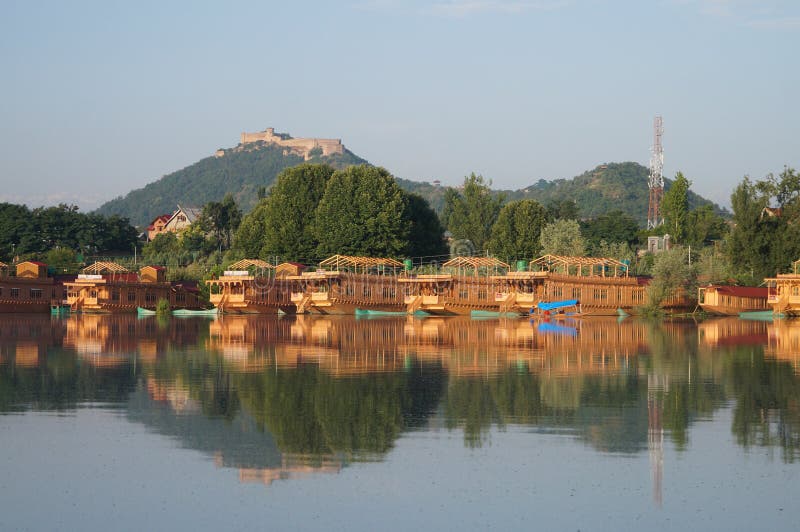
[536,299,579,311]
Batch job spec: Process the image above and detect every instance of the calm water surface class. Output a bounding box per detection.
[1,314,799,531]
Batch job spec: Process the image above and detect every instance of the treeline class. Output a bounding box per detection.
[0,203,138,263]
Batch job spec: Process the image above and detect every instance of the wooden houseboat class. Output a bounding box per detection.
[206,259,295,314]
[398,257,510,316]
[490,255,645,316]
[65,262,204,313]
[0,261,66,313]
[766,259,800,317]
[285,255,405,315]
[697,285,769,315]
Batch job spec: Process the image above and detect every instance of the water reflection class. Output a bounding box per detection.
[2,314,800,491]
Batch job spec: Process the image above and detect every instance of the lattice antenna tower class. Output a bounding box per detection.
[647,116,664,230]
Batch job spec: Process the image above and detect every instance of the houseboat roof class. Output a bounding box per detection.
[83,261,129,274]
[703,285,768,298]
[228,259,274,270]
[319,255,404,271]
[530,254,629,277]
[442,257,511,270]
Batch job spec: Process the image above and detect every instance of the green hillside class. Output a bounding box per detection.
[399,162,724,226]
[95,142,367,226]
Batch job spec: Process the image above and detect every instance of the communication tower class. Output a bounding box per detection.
[647,116,664,230]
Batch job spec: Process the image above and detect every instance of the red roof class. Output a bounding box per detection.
[707,285,767,298]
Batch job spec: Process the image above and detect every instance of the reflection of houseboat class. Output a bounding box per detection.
[766,259,800,316]
[286,255,406,315]
[65,262,204,313]
[492,255,647,316]
[0,261,66,313]
[399,257,508,315]
[206,259,295,314]
[697,285,769,315]
[698,317,768,348]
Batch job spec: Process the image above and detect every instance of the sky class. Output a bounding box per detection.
[0,0,798,211]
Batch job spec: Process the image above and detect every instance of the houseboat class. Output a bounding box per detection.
[65,262,204,313]
[205,259,295,314]
[766,259,800,317]
[399,257,509,316]
[285,255,405,315]
[697,285,769,315]
[490,255,646,316]
[0,261,67,313]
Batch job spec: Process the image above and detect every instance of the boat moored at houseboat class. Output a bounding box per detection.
[400,257,510,316]
[65,262,204,313]
[285,255,405,315]
[766,259,800,317]
[206,259,295,314]
[0,261,69,313]
[697,285,769,315]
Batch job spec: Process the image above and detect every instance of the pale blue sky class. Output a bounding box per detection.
[1,0,798,210]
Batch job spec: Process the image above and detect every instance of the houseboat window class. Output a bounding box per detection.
[176,292,186,303]
[128,291,136,302]
[345,284,354,296]
[145,292,157,303]
[111,290,120,302]
[0,287,3,296]
[593,288,608,300]
[30,288,42,299]
[459,288,469,299]
[90,290,97,298]
[572,288,581,299]
[551,286,563,298]
[10,288,19,298]
[382,286,395,298]
[363,285,372,297]
[478,289,487,300]
[793,286,800,296]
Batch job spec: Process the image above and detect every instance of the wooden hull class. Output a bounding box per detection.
[0,301,52,313]
[220,302,296,315]
[305,301,404,315]
[700,303,769,316]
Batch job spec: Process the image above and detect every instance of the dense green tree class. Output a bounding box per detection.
[234,164,335,261]
[580,210,639,249]
[404,193,448,259]
[662,172,691,242]
[198,193,241,250]
[684,204,729,247]
[644,246,696,310]
[546,198,579,221]
[488,199,549,260]
[314,165,409,257]
[444,173,504,251]
[539,219,586,256]
[45,247,78,273]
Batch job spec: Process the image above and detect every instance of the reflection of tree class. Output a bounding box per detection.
[0,349,137,413]
[236,362,446,458]
[726,347,800,462]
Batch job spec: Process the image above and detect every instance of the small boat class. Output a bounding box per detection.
[739,310,783,321]
[137,307,157,316]
[172,308,219,317]
[354,308,428,318]
[530,299,582,319]
[470,310,522,319]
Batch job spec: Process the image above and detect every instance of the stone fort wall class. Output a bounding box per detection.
[239,128,344,159]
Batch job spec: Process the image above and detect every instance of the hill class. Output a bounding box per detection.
[398,162,724,226]
[95,141,367,226]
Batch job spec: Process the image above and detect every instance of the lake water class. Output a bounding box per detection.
[1,314,798,531]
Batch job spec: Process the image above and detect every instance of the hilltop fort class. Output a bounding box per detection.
[216,127,345,160]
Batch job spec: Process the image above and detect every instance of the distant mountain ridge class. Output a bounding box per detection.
[96,136,722,228]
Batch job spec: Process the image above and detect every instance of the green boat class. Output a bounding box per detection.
[470,310,522,319]
[137,307,157,316]
[172,308,219,317]
[739,310,783,321]
[354,308,428,318]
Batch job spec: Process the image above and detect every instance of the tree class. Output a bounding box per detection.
[645,246,696,311]
[539,219,586,256]
[199,194,242,250]
[546,199,579,221]
[488,199,549,260]
[580,210,639,249]
[444,173,504,251]
[45,247,77,273]
[662,172,691,242]
[683,204,728,247]
[234,164,335,260]
[404,193,448,259]
[314,165,409,257]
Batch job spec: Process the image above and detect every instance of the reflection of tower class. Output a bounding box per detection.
[647,373,668,507]
[647,116,665,230]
